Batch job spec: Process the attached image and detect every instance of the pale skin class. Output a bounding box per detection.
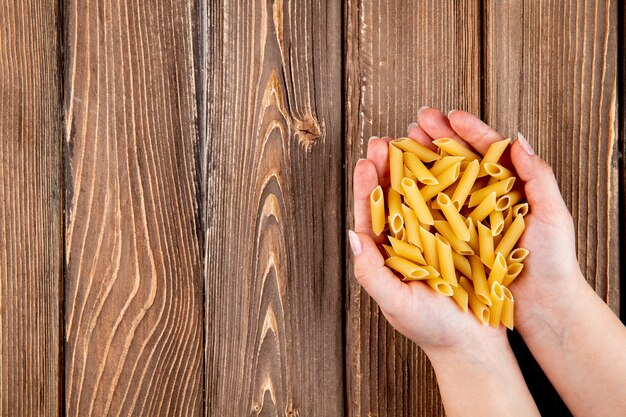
[349,107,626,417]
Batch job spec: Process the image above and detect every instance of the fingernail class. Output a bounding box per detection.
[407,122,418,132]
[517,132,534,155]
[418,106,429,115]
[348,230,362,256]
[368,136,379,144]
[447,110,457,118]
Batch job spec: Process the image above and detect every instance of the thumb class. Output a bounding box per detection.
[510,133,570,218]
[348,230,409,313]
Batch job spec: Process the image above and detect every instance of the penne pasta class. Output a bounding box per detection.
[391,226,405,241]
[436,193,471,242]
[432,138,481,161]
[423,265,441,279]
[430,155,465,177]
[385,256,430,280]
[433,220,474,255]
[482,162,514,180]
[495,189,524,211]
[487,252,507,288]
[419,226,438,268]
[465,217,480,254]
[502,262,524,286]
[500,286,515,329]
[507,248,529,264]
[495,214,525,258]
[401,178,434,225]
[451,250,472,278]
[426,278,454,296]
[388,236,426,265]
[502,207,514,232]
[468,192,497,223]
[404,166,417,182]
[460,277,490,325]
[513,203,529,217]
[370,185,386,235]
[469,255,491,305]
[388,188,403,220]
[468,177,516,207]
[401,204,422,249]
[420,163,461,200]
[489,281,506,327]
[451,284,469,312]
[435,234,458,286]
[477,221,495,267]
[478,139,511,177]
[382,244,397,258]
[389,142,405,193]
[489,210,504,236]
[392,138,441,162]
[404,152,438,185]
[451,159,480,209]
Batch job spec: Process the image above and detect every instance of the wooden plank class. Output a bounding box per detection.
[203,1,344,415]
[484,0,619,414]
[0,1,63,415]
[63,0,204,415]
[344,1,481,415]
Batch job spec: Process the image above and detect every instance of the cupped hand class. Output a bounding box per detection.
[350,111,508,355]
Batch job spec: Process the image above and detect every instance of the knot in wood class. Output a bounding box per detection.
[293,115,321,148]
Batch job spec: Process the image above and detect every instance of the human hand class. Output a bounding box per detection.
[349,113,507,356]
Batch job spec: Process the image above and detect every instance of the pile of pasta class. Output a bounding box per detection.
[370,137,529,329]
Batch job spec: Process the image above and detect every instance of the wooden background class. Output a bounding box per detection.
[0,0,623,416]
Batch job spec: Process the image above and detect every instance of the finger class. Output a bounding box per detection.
[366,138,390,187]
[417,107,468,147]
[510,133,570,217]
[353,159,384,242]
[349,230,411,313]
[407,123,438,151]
[448,110,506,155]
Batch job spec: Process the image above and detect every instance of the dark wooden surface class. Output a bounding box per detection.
[63,0,204,415]
[0,0,623,416]
[0,1,63,415]
[203,1,344,415]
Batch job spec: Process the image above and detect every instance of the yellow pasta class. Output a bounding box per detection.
[489,210,504,236]
[451,250,472,278]
[369,135,530,328]
[487,252,507,288]
[388,236,426,265]
[430,155,465,177]
[401,178,434,225]
[478,221,495,267]
[495,214,525,258]
[469,255,491,305]
[404,152,438,185]
[389,142,405,193]
[426,278,454,296]
[436,193,470,242]
[460,277,490,325]
[482,162,514,180]
[401,204,422,249]
[392,138,441,162]
[478,138,511,177]
[502,262,524,286]
[435,234,458,286]
[501,286,515,329]
[468,192,497,223]
[451,159,480,209]
[433,220,474,255]
[419,226,438,268]
[468,177,516,207]
[432,138,481,161]
[370,185,386,235]
[420,163,461,200]
[451,284,469,313]
[489,281,505,327]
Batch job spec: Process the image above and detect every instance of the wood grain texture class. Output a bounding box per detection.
[203,1,344,415]
[63,0,204,415]
[484,0,620,310]
[0,0,62,415]
[484,1,619,414]
[344,1,481,415]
